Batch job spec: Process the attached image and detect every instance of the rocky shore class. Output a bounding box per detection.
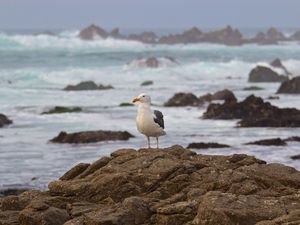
[0,114,12,128]
[77,24,300,46]
[1,145,300,225]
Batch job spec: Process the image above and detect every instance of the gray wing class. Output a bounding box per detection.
[153,110,165,129]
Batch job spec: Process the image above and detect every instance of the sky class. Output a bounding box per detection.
[0,0,299,29]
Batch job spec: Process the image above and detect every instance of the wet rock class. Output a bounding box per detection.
[267,95,280,100]
[0,114,12,128]
[63,81,113,91]
[285,136,300,142]
[203,95,300,127]
[277,76,300,94]
[128,31,157,43]
[119,102,134,107]
[270,58,291,76]
[248,66,288,82]
[0,187,29,197]
[199,89,237,103]
[50,130,134,144]
[245,138,287,146]
[159,27,203,44]
[187,142,230,149]
[164,93,202,107]
[60,163,90,181]
[42,106,82,114]
[141,80,154,86]
[291,154,300,160]
[243,86,264,91]
[1,145,300,225]
[78,24,108,40]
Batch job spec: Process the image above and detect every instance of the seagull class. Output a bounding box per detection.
[132,93,166,148]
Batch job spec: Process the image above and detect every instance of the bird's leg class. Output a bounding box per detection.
[147,136,151,148]
[156,137,159,149]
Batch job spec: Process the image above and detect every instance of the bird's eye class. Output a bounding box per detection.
[142,95,145,97]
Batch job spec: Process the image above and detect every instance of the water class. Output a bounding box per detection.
[0,29,300,190]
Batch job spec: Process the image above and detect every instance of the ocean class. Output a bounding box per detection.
[0,29,300,190]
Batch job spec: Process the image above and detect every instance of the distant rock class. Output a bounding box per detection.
[63,81,113,91]
[245,138,287,146]
[290,30,300,40]
[140,80,153,86]
[277,76,300,94]
[187,142,230,149]
[128,56,176,68]
[128,32,157,43]
[119,102,134,107]
[248,65,288,82]
[42,106,82,114]
[285,136,300,142]
[2,145,300,225]
[110,27,123,39]
[243,86,264,91]
[79,24,108,40]
[164,93,202,107]
[50,130,134,144]
[203,95,300,127]
[0,114,12,128]
[267,95,280,100]
[270,58,291,76]
[291,154,300,160]
[159,27,203,44]
[250,27,286,45]
[266,27,286,41]
[199,89,237,103]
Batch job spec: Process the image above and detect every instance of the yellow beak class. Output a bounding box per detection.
[132,97,140,103]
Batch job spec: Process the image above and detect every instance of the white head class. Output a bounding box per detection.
[132,93,151,104]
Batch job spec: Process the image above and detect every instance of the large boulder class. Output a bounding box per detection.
[2,145,300,225]
[50,130,134,144]
[164,93,202,107]
[277,76,300,94]
[78,24,109,40]
[270,58,291,76]
[203,95,300,127]
[0,114,12,128]
[248,65,288,82]
[199,89,237,103]
[63,81,113,91]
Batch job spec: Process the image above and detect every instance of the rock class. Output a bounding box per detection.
[203,95,300,127]
[50,130,134,144]
[141,80,154,86]
[42,106,82,114]
[110,27,123,39]
[128,56,176,68]
[2,145,300,225]
[159,27,203,44]
[0,187,29,197]
[0,114,12,128]
[285,136,300,142]
[187,142,230,149]
[277,76,300,94]
[270,58,291,75]
[291,30,300,40]
[128,32,157,43]
[250,27,286,45]
[78,24,108,40]
[291,155,300,160]
[266,27,286,41]
[245,138,287,146]
[243,86,264,91]
[164,93,202,107]
[63,81,113,91]
[145,57,159,68]
[199,89,237,103]
[267,95,280,100]
[248,66,288,82]
[119,102,134,107]
[60,163,90,181]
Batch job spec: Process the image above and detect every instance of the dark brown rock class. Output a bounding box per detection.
[248,66,288,82]
[203,95,300,127]
[41,106,82,114]
[291,154,300,160]
[50,130,134,144]
[277,76,300,94]
[0,114,12,128]
[2,145,300,225]
[187,142,230,149]
[199,89,237,103]
[63,81,113,91]
[78,24,108,40]
[164,93,202,107]
[285,136,300,142]
[60,163,90,181]
[245,138,287,146]
[270,58,291,75]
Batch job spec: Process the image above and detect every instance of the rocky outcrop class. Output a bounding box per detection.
[110,28,123,39]
[128,56,177,68]
[0,114,12,128]
[164,93,202,107]
[291,154,300,160]
[63,81,113,91]
[78,24,109,40]
[203,95,300,127]
[128,32,157,43]
[270,58,291,76]
[291,30,300,40]
[277,76,300,94]
[245,138,287,146]
[187,142,230,149]
[159,27,203,44]
[50,130,134,144]
[41,106,82,114]
[250,27,286,45]
[248,65,288,82]
[2,145,300,225]
[199,89,237,103]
